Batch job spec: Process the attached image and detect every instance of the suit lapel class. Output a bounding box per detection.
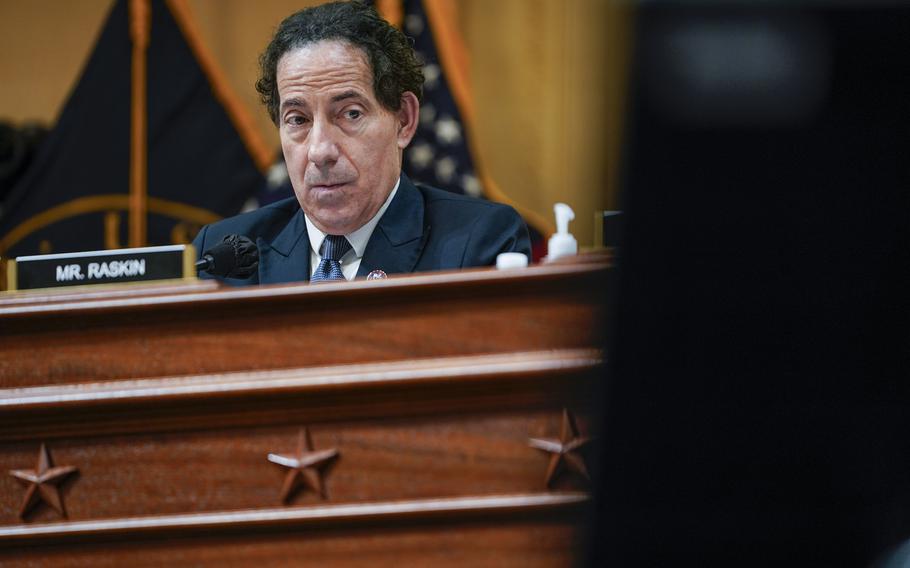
[257,207,311,284]
[357,175,429,277]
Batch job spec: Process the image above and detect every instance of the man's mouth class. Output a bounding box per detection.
[310,182,348,191]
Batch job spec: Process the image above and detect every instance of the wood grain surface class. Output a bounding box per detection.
[0,349,600,441]
[1,408,595,523]
[0,259,608,565]
[0,263,607,386]
[0,517,585,567]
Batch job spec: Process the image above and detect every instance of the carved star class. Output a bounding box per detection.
[529,409,593,488]
[268,428,338,504]
[9,443,78,520]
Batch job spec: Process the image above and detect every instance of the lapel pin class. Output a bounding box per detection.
[366,269,387,280]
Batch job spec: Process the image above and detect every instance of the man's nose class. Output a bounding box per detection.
[307,118,340,167]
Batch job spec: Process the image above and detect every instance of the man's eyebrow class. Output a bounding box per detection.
[331,90,366,104]
[280,98,306,113]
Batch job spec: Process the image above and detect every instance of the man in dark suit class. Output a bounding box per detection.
[193,1,529,285]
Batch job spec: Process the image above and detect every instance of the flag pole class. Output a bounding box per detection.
[129,0,150,248]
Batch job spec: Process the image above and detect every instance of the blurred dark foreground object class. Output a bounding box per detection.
[592,1,910,566]
[875,540,910,568]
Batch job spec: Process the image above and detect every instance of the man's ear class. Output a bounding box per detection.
[396,91,420,149]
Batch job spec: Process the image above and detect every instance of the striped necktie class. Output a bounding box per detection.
[311,235,351,282]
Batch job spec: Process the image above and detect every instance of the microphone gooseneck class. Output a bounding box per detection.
[196,234,259,278]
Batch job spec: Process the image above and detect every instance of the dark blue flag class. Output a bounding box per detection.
[0,0,268,260]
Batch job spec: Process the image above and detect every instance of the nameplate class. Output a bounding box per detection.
[5,245,197,291]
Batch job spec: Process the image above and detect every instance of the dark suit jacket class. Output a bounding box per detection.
[191,175,531,285]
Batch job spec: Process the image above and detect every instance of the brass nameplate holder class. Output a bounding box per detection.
[5,244,196,292]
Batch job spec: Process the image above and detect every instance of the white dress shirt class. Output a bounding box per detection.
[304,177,400,281]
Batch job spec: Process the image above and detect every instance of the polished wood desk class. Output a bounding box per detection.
[0,259,607,566]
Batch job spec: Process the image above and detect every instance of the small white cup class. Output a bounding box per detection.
[496,252,529,270]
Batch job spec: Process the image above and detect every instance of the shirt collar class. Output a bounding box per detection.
[304,176,400,259]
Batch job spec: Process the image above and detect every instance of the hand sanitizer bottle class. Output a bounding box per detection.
[547,203,577,261]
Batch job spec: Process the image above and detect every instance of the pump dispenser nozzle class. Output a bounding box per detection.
[547,203,578,261]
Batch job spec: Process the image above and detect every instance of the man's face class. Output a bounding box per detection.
[276,40,417,235]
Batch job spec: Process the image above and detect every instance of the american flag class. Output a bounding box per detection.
[399,0,482,198]
[397,0,546,257]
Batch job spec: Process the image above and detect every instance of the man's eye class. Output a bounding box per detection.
[286,115,309,126]
[345,109,362,120]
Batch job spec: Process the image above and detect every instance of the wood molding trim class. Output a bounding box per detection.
[0,279,219,308]
[0,350,602,441]
[0,492,589,547]
[0,260,608,319]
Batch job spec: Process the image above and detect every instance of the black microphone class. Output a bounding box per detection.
[195,234,259,278]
